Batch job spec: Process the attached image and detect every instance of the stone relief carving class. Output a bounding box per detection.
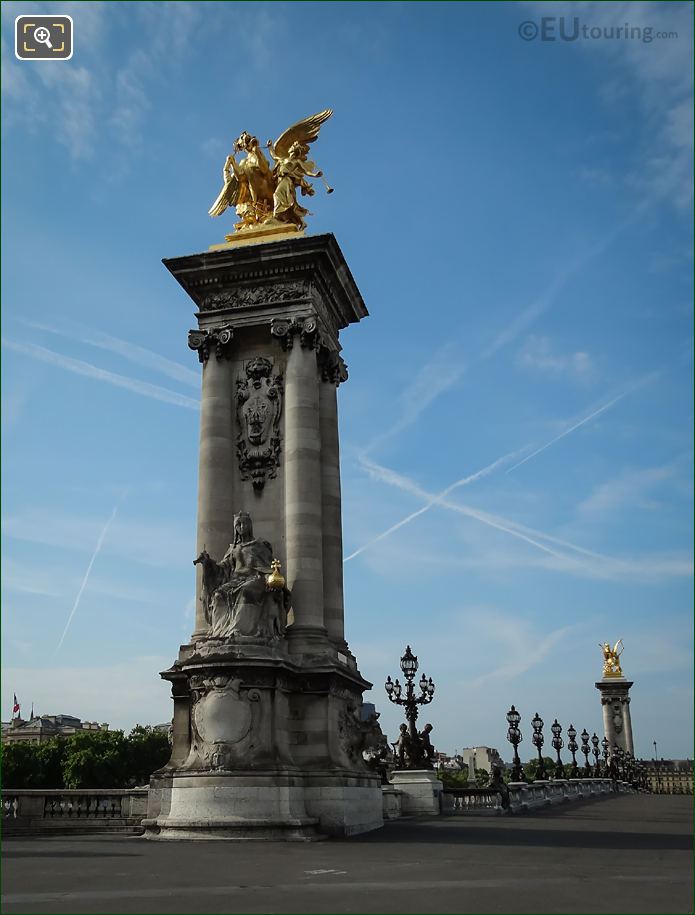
[193,511,291,642]
[337,702,384,769]
[318,347,348,385]
[270,316,320,351]
[200,281,308,312]
[236,357,283,491]
[187,325,234,363]
[189,674,261,769]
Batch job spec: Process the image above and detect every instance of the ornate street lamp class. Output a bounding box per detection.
[385,645,435,769]
[550,719,564,779]
[506,705,525,782]
[580,729,592,776]
[591,733,601,777]
[531,712,548,781]
[601,737,610,775]
[567,724,579,778]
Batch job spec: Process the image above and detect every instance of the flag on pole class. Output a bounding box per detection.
[12,694,20,716]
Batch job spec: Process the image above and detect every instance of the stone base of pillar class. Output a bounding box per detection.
[146,772,382,840]
[143,774,321,841]
[388,770,443,816]
[146,647,383,840]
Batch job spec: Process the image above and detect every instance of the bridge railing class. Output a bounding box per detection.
[3,789,148,833]
[442,778,631,815]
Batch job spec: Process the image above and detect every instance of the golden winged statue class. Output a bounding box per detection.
[600,639,624,678]
[208,110,333,238]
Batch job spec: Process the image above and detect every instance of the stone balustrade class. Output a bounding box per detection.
[3,789,149,836]
[438,778,633,817]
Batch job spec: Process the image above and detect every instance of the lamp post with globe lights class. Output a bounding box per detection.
[580,729,592,776]
[506,705,525,782]
[531,712,548,781]
[550,719,565,779]
[601,737,610,775]
[591,733,601,777]
[385,645,435,769]
[567,724,579,778]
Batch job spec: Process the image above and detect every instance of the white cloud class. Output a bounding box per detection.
[525,0,693,209]
[516,335,595,381]
[3,509,193,569]
[578,465,674,516]
[363,341,466,454]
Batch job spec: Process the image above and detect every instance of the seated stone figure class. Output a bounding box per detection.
[194,512,290,641]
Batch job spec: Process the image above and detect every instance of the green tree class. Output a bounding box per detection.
[34,737,68,787]
[438,768,470,788]
[523,756,556,781]
[2,741,38,788]
[125,725,170,786]
[61,730,129,789]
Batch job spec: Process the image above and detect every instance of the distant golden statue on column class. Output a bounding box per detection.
[600,639,624,678]
[208,110,333,243]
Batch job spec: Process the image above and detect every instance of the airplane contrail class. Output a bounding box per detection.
[345,450,523,561]
[505,393,627,474]
[55,500,121,653]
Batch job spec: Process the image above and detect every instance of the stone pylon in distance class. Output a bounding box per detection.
[595,675,635,756]
[143,234,383,840]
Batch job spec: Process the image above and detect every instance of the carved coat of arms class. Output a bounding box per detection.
[236,357,283,490]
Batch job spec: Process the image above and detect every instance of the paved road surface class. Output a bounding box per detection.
[2,795,692,914]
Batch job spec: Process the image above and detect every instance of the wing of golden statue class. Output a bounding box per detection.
[272,109,333,159]
[208,171,241,218]
[613,639,624,655]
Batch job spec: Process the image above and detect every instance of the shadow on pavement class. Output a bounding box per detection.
[4,849,142,859]
[351,821,692,852]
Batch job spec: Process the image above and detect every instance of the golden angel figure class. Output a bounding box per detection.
[600,640,624,677]
[208,110,333,236]
[266,109,333,231]
[208,131,275,231]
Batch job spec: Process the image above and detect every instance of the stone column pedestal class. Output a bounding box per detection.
[145,234,382,840]
[595,678,634,755]
[388,770,443,816]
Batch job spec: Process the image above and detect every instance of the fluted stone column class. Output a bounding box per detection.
[189,328,234,637]
[283,329,326,644]
[622,697,634,755]
[319,361,347,647]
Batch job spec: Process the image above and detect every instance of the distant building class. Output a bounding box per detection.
[1,715,110,744]
[640,759,693,795]
[460,746,503,774]
[434,752,465,771]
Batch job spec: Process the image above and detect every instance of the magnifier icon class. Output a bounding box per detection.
[33,26,53,49]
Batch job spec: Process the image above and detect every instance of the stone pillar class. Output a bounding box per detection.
[147,234,381,841]
[319,360,347,647]
[595,678,634,755]
[188,328,234,638]
[283,323,326,646]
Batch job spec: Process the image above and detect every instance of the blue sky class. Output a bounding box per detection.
[2,1,692,760]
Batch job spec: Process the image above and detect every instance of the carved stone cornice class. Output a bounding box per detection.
[270,316,320,351]
[187,326,233,363]
[200,281,308,313]
[318,347,348,386]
